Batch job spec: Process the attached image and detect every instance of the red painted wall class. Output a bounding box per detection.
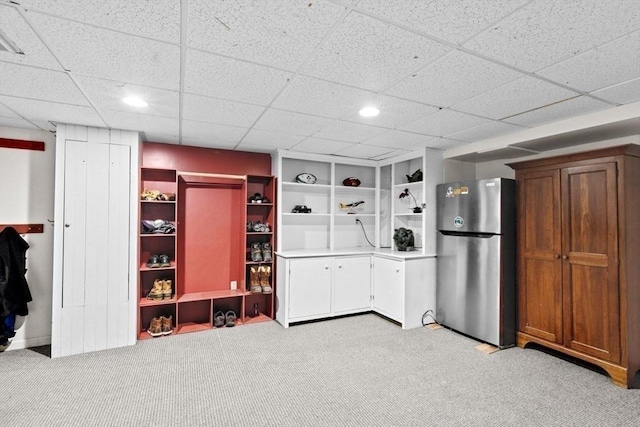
[142,142,271,175]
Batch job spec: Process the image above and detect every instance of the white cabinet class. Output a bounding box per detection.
[288,257,332,319]
[276,254,372,327]
[372,256,403,322]
[372,254,437,330]
[333,256,371,314]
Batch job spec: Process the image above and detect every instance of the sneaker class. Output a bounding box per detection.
[261,242,272,263]
[160,315,173,336]
[146,279,164,300]
[158,254,171,267]
[161,279,173,299]
[250,242,262,262]
[225,311,237,327]
[146,255,160,268]
[147,317,163,337]
[213,311,225,328]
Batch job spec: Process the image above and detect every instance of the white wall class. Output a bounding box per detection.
[0,126,55,350]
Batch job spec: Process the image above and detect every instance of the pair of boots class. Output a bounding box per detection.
[249,265,272,294]
[147,279,173,300]
[251,242,272,262]
[148,315,173,337]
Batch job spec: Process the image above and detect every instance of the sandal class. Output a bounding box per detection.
[213,311,225,328]
[225,311,237,327]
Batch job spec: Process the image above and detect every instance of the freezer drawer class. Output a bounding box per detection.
[436,232,514,347]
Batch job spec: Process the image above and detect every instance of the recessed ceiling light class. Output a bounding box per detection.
[122,96,148,108]
[359,106,380,117]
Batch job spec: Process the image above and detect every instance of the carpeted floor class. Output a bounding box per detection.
[2,313,639,426]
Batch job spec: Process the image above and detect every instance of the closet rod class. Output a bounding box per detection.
[0,224,44,234]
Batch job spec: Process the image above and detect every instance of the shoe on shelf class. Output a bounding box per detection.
[225,311,237,327]
[249,266,262,294]
[158,254,171,267]
[146,279,164,300]
[249,192,262,203]
[261,242,272,263]
[213,311,225,328]
[162,279,173,299]
[250,242,262,262]
[160,315,173,336]
[146,255,160,268]
[141,188,160,201]
[147,317,163,337]
[259,265,272,294]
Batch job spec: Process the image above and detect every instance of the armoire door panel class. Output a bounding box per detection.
[561,162,620,364]
[517,169,562,343]
[522,257,562,342]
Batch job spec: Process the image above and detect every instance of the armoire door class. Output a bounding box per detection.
[517,169,563,343]
[561,162,620,363]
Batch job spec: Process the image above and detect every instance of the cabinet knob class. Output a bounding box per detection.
[562,255,568,260]
[324,265,329,270]
[396,268,400,273]
[64,223,71,228]
[555,254,561,259]
[338,265,342,269]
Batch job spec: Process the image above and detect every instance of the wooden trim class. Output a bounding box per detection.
[508,144,640,170]
[0,224,44,234]
[0,137,45,151]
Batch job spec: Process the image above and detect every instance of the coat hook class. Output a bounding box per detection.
[47,219,54,226]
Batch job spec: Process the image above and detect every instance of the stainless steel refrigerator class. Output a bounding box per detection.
[436,178,516,348]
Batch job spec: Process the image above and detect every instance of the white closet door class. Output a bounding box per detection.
[52,125,137,357]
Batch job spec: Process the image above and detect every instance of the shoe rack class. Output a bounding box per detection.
[244,175,276,324]
[138,167,277,339]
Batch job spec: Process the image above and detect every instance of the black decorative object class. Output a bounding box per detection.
[291,205,312,213]
[342,177,361,187]
[399,188,422,213]
[295,173,317,184]
[393,227,414,251]
[406,169,423,183]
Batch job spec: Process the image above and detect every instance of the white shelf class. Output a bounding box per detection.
[283,213,330,217]
[335,186,376,192]
[282,182,331,191]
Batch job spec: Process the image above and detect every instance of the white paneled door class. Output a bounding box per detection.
[52,125,138,357]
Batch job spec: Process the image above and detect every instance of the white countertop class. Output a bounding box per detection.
[275,247,436,260]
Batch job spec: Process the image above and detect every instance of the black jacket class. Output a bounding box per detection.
[0,227,32,317]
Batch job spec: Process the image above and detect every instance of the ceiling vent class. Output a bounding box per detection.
[0,28,24,54]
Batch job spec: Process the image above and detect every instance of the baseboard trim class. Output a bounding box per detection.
[4,336,51,352]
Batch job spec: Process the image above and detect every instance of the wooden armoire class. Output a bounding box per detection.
[509,145,640,388]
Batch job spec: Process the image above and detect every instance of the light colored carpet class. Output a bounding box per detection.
[2,314,639,426]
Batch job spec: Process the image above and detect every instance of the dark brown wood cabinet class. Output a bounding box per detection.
[510,145,640,388]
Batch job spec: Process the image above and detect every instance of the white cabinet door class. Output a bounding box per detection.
[333,256,371,313]
[288,258,332,319]
[373,256,403,322]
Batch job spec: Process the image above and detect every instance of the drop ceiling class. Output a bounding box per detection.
[0,0,638,161]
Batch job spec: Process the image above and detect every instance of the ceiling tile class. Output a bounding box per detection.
[505,96,613,128]
[183,94,265,127]
[0,62,89,105]
[536,31,640,93]
[272,75,374,118]
[0,95,105,127]
[74,75,179,118]
[180,137,238,150]
[0,103,20,118]
[181,120,248,146]
[300,12,451,91]
[401,109,491,136]
[452,76,579,120]
[0,117,40,130]
[464,1,640,72]
[314,120,386,143]
[371,149,411,160]
[187,0,345,70]
[0,4,62,69]
[386,50,524,107]
[101,110,179,137]
[591,79,640,105]
[27,12,181,90]
[363,129,436,149]
[253,108,332,136]
[290,137,355,155]
[238,129,305,151]
[339,94,439,129]
[334,143,396,159]
[185,49,292,106]
[355,0,529,44]
[18,0,181,43]
[445,121,525,143]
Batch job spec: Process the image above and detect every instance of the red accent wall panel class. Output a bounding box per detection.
[142,142,271,175]
[0,137,45,151]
